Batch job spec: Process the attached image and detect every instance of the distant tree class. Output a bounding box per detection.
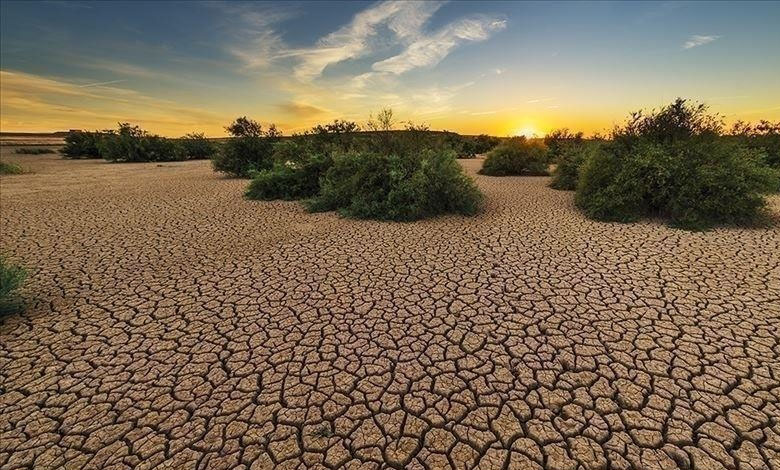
[226,116,264,137]
[366,108,395,132]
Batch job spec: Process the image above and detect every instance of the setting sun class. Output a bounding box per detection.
[513,126,542,138]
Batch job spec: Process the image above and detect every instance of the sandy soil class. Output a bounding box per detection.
[1,152,779,470]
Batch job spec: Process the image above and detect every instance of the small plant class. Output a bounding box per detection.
[479,137,549,176]
[212,117,281,177]
[0,161,24,175]
[15,148,55,155]
[0,256,27,315]
[308,149,483,221]
[177,133,217,160]
[61,130,104,159]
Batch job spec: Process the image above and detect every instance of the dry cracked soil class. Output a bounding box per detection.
[1,152,779,470]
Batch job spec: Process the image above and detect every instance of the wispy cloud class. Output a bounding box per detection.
[372,16,507,74]
[226,1,505,82]
[683,34,720,49]
[78,79,127,88]
[275,101,328,118]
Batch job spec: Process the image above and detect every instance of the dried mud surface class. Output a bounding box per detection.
[2,153,779,470]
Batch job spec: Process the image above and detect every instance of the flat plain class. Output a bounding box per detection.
[1,151,779,470]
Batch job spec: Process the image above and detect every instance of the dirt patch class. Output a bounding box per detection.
[1,155,779,469]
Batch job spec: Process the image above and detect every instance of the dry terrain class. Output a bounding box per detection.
[1,151,779,470]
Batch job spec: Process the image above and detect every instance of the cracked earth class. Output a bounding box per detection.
[1,153,779,470]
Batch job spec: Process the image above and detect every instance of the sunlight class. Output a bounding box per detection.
[512,125,541,138]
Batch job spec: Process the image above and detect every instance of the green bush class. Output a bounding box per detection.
[212,117,281,177]
[731,120,780,169]
[576,138,778,230]
[0,256,26,315]
[99,123,181,162]
[308,149,482,221]
[15,147,54,155]
[544,128,583,162]
[61,130,104,159]
[549,142,600,190]
[246,154,332,201]
[178,133,217,160]
[479,137,549,176]
[0,161,24,175]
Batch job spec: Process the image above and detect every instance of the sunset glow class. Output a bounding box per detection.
[1,1,779,136]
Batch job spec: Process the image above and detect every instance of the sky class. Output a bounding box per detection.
[1,0,779,137]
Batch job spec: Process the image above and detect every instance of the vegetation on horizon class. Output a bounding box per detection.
[15,147,55,155]
[479,136,549,176]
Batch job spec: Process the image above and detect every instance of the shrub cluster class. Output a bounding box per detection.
[240,113,485,221]
[479,137,549,176]
[544,128,584,162]
[15,147,55,155]
[62,130,104,159]
[730,120,780,169]
[212,117,281,177]
[549,142,600,190]
[308,149,482,221]
[575,99,779,230]
[0,161,24,175]
[0,256,26,315]
[61,125,217,162]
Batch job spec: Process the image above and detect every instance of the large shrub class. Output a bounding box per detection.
[731,120,780,169]
[178,133,217,160]
[61,130,104,159]
[549,141,601,191]
[246,154,332,201]
[99,123,180,162]
[0,256,26,315]
[308,149,482,221]
[212,117,281,177]
[479,137,549,176]
[576,137,778,230]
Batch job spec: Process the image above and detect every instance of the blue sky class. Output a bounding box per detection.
[1,1,779,136]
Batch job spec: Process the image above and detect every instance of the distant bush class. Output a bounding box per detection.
[177,133,217,160]
[544,128,584,161]
[212,117,281,177]
[15,147,55,155]
[308,149,482,221]
[576,100,779,230]
[99,123,180,162]
[549,142,600,190]
[0,161,24,175]
[479,137,549,176]
[0,256,26,315]
[730,120,780,169]
[61,130,104,159]
[246,154,332,201]
[472,134,502,154]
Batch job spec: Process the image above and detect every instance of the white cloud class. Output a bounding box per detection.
[226,1,506,82]
[683,34,720,49]
[372,17,507,74]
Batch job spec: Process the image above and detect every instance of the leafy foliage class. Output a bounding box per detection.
[178,133,217,160]
[15,147,55,155]
[61,130,104,159]
[479,137,549,176]
[730,120,780,169]
[99,123,180,162]
[0,161,24,175]
[212,117,282,177]
[544,128,584,161]
[307,149,483,221]
[246,154,333,201]
[575,98,780,230]
[549,142,600,190]
[0,256,26,315]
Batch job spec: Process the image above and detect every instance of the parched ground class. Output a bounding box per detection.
[1,152,779,470]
